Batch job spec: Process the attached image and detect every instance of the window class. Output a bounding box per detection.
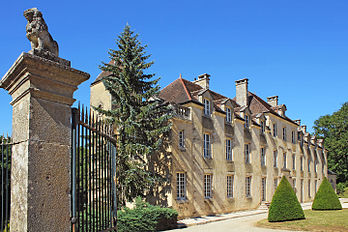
[308,159,311,172]
[244,115,249,128]
[260,120,265,134]
[176,173,186,200]
[274,178,278,191]
[203,133,211,158]
[292,154,296,170]
[282,127,287,141]
[322,163,324,175]
[314,159,317,173]
[273,150,278,167]
[203,99,211,116]
[293,179,296,192]
[261,178,266,201]
[315,180,317,193]
[261,147,266,166]
[308,180,311,197]
[204,174,212,198]
[297,131,301,141]
[245,176,251,197]
[292,131,296,144]
[226,107,232,123]
[226,139,233,161]
[300,156,304,171]
[245,144,250,163]
[179,130,185,148]
[283,153,287,169]
[227,175,234,198]
[273,123,277,137]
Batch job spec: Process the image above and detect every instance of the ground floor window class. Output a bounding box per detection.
[176,173,186,200]
[245,176,252,197]
[261,177,266,201]
[308,180,311,197]
[274,178,278,192]
[293,178,296,192]
[204,174,212,198]
[227,175,234,198]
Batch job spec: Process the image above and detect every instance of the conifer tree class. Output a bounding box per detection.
[97,25,172,208]
[312,177,342,210]
[268,176,305,222]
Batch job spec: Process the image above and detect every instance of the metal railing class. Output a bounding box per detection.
[1,136,11,232]
[71,106,117,232]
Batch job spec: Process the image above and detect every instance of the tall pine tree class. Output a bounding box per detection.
[97,25,172,208]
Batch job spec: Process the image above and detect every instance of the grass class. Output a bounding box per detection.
[256,209,348,232]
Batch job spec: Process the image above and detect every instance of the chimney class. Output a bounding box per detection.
[278,104,287,117]
[267,96,278,107]
[235,78,248,107]
[294,119,301,125]
[193,73,210,89]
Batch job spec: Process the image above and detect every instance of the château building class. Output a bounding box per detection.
[91,72,330,219]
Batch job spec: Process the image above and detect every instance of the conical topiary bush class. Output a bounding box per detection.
[312,177,342,210]
[268,176,305,222]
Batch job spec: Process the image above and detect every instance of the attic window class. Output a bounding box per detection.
[226,107,232,123]
[244,115,249,128]
[203,99,211,116]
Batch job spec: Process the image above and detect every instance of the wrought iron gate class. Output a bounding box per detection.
[1,136,11,232]
[71,106,117,232]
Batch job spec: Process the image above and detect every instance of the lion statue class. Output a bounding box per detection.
[24,8,59,57]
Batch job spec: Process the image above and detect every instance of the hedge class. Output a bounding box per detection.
[117,197,178,232]
[312,177,342,210]
[268,176,305,222]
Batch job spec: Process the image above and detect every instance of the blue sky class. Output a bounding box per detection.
[1,0,347,135]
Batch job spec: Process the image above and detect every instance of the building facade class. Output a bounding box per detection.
[91,73,329,219]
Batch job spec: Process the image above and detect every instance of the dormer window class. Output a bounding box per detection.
[226,107,232,123]
[260,120,265,134]
[203,99,211,116]
[244,115,249,128]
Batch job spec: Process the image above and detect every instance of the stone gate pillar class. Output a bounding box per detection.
[0,53,89,231]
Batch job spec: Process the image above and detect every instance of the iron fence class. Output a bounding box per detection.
[0,136,11,232]
[71,106,117,232]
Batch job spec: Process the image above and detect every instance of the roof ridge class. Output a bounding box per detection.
[180,77,192,101]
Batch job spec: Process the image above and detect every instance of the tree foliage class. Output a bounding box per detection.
[96,25,172,208]
[312,177,342,210]
[268,176,305,222]
[313,102,348,184]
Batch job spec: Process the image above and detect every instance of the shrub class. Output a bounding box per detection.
[312,177,342,210]
[117,197,178,232]
[337,182,346,195]
[268,176,305,222]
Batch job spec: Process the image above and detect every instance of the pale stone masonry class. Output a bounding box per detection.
[90,73,328,219]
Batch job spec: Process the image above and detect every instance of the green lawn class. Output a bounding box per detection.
[256,209,348,232]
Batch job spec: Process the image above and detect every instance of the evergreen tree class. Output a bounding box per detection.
[97,25,172,208]
[312,177,342,210]
[268,176,305,222]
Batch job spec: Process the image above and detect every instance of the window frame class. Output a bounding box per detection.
[245,144,250,164]
[226,107,232,123]
[204,174,213,199]
[273,150,278,167]
[203,133,211,158]
[227,175,234,198]
[244,115,250,128]
[179,130,185,148]
[282,127,287,141]
[261,147,266,167]
[203,98,211,116]
[261,177,266,201]
[176,172,186,200]
[283,152,287,169]
[245,176,252,198]
[273,123,277,137]
[226,139,233,161]
[292,154,296,170]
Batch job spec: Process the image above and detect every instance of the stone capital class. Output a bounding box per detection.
[1,52,89,106]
